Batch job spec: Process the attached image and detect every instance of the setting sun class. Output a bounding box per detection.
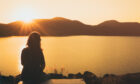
[1,0,140,84]
[22,18,33,23]
[12,7,38,23]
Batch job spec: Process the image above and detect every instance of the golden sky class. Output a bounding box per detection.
[0,0,140,25]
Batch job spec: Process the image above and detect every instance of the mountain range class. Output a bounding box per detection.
[0,17,140,37]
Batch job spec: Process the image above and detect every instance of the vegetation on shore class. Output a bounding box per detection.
[1,71,140,84]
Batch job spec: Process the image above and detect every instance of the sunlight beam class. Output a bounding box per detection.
[12,7,38,23]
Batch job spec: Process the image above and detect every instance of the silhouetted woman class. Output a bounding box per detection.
[21,32,45,84]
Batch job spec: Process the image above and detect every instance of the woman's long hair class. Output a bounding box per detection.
[27,31,41,49]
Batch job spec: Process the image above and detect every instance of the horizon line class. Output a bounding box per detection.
[0,17,140,26]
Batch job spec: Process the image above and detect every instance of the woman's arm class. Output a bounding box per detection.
[21,48,27,66]
[40,51,45,70]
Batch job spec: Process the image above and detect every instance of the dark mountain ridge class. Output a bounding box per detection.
[0,17,140,37]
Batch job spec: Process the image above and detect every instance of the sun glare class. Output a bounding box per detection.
[21,17,33,23]
[13,7,38,23]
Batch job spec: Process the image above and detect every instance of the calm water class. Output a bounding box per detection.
[0,36,140,76]
[18,79,85,84]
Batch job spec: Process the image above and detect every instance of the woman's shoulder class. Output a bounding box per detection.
[22,47,42,52]
[22,47,30,52]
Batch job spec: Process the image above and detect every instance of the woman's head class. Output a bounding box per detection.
[27,31,41,49]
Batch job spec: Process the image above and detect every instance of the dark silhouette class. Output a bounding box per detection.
[0,17,140,37]
[21,32,45,84]
[83,71,100,84]
[1,71,140,84]
[67,72,83,79]
[0,75,15,84]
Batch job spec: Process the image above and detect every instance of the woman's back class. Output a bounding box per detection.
[21,47,45,68]
[21,32,45,84]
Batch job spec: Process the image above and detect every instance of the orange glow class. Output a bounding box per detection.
[12,7,39,23]
[16,20,47,36]
[22,19,33,24]
[18,21,36,35]
[0,0,139,24]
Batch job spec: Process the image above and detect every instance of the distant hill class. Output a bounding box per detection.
[0,17,140,37]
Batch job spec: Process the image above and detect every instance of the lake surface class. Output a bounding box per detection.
[0,36,140,76]
[18,79,85,84]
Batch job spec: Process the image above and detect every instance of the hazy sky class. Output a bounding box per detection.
[0,0,140,25]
